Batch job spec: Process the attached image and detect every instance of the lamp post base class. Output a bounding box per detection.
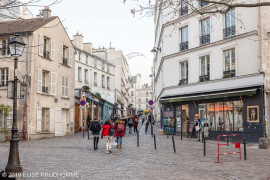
[5,136,22,173]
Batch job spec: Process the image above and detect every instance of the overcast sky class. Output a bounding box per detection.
[25,0,154,85]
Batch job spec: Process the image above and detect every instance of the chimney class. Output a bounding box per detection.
[73,32,84,50]
[42,6,51,20]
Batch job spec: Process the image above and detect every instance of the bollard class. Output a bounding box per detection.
[172,136,176,153]
[167,127,169,139]
[137,131,139,147]
[202,132,204,143]
[83,128,85,138]
[154,134,156,150]
[204,137,206,156]
[88,130,89,140]
[226,132,229,146]
[151,125,153,137]
[244,138,247,160]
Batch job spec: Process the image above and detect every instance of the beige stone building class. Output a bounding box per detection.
[136,84,152,115]
[0,8,75,140]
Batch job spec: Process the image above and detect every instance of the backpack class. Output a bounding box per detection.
[109,127,115,136]
[91,122,101,132]
[128,119,133,125]
[117,123,125,133]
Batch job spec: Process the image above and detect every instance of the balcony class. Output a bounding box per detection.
[223,70,235,78]
[199,74,210,82]
[179,79,188,85]
[42,86,49,93]
[223,25,236,39]
[200,1,208,7]
[43,51,50,59]
[180,6,188,16]
[180,41,188,51]
[200,34,210,45]
[63,58,68,66]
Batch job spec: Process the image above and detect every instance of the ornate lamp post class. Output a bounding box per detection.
[5,34,26,173]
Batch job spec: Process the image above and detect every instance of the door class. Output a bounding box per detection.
[55,108,62,136]
[75,104,80,132]
[62,110,67,135]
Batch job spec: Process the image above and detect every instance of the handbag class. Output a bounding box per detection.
[195,126,200,131]
[113,138,117,146]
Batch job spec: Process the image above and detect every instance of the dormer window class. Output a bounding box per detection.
[1,39,10,56]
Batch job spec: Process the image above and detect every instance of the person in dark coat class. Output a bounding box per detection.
[145,113,152,134]
[90,118,101,150]
[133,116,139,134]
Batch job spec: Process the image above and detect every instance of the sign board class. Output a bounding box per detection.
[15,69,23,82]
[7,81,21,99]
[80,100,86,106]
[86,93,91,98]
[79,105,85,108]
[148,100,154,106]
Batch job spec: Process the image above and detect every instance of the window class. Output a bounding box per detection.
[62,46,68,66]
[224,9,236,38]
[139,105,141,109]
[41,108,50,132]
[43,37,50,59]
[180,27,188,51]
[107,65,110,73]
[61,76,69,97]
[94,72,97,86]
[200,18,210,45]
[37,69,56,95]
[199,55,210,82]
[224,48,235,78]
[39,34,55,60]
[179,61,188,85]
[102,75,105,88]
[146,92,149,95]
[102,63,105,71]
[78,67,82,82]
[138,98,141,103]
[84,69,89,83]
[1,39,10,56]
[234,101,243,131]
[79,52,81,61]
[0,68,9,87]
[107,77,110,90]
[146,98,149,103]
[42,71,49,94]
[180,0,188,15]
[94,59,97,68]
[86,56,88,65]
[146,105,149,109]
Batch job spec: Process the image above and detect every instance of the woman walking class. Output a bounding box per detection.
[133,116,139,134]
[113,118,125,148]
[90,118,101,150]
[101,119,114,154]
[128,116,133,134]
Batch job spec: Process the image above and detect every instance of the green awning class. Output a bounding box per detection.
[161,88,257,103]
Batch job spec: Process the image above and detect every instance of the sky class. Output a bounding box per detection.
[25,0,154,85]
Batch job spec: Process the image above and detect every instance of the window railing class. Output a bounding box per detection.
[200,34,210,45]
[43,51,50,59]
[180,6,188,16]
[200,1,208,7]
[223,70,235,78]
[179,79,188,85]
[223,25,236,39]
[63,58,68,66]
[199,74,210,82]
[42,86,49,93]
[180,41,189,51]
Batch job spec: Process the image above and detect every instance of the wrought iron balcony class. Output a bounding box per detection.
[200,1,208,7]
[179,79,188,85]
[199,74,210,82]
[180,41,189,51]
[42,86,48,93]
[223,25,236,39]
[180,6,188,16]
[200,34,210,45]
[63,58,68,66]
[223,70,235,78]
[43,51,50,59]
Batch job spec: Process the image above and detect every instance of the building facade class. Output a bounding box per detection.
[136,85,152,116]
[0,8,75,140]
[153,1,270,142]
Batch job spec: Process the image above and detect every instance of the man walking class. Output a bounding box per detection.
[145,113,152,134]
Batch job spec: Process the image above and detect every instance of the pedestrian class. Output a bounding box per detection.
[101,120,114,154]
[133,116,139,134]
[113,117,125,148]
[87,114,91,131]
[145,113,152,134]
[110,113,114,122]
[194,114,201,141]
[128,116,133,134]
[121,115,127,129]
[90,118,101,150]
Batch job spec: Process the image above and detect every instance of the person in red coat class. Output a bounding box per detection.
[113,118,125,148]
[133,116,139,134]
[101,120,114,154]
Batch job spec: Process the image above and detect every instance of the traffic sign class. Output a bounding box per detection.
[148,100,154,106]
[80,100,86,106]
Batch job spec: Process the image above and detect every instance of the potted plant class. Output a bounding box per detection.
[0,126,10,141]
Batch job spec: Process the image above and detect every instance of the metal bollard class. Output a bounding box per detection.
[167,127,169,139]
[243,138,247,160]
[137,131,139,147]
[151,125,153,137]
[154,134,156,150]
[172,136,176,153]
[202,132,204,143]
[226,132,229,146]
[83,128,85,138]
[204,137,206,156]
[88,130,89,140]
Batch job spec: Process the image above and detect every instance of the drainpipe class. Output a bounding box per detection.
[24,33,30,141]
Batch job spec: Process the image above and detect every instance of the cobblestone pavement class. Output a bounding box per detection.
[0,118,270,180]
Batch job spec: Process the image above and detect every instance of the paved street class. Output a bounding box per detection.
[0,119,270,180]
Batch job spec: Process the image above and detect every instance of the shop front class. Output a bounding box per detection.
[102,101,113,123]
[86,93,99,121]
[160,86,265,142]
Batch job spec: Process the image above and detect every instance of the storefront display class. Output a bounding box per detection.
[163,111,175,135]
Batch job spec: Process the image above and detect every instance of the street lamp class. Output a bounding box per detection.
[5,34,26,174]
[151,47,161,53]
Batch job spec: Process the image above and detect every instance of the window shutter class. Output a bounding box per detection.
[61,76,65,97]
[39,34,44,56]
[70,109,74,123]
[49,108,54,132]
[65,77,69,97]
[50,39,55,60]
[37,68,42,93]
[68,48,73,67]
[59,42,63,64]
[36,107,42,132]
[50,72,57,96]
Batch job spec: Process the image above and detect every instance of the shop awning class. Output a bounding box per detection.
[160,88,257,103]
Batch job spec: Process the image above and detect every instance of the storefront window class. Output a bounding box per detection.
[224,101,233,131]
[207,103,215,131]
[234,101,243,131]
[176,106,181,133]
[215,102,224,131]
[199,104,207,119]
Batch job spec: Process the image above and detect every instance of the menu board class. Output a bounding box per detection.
[163,117,175,135]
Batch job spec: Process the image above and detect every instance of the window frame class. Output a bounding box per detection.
[0,68,9,87]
